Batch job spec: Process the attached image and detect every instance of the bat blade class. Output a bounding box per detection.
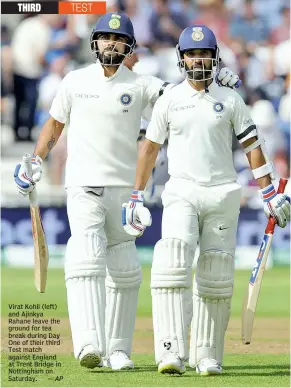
[241,178,288,345]
[241,233,273,344]
[30,205,49,293]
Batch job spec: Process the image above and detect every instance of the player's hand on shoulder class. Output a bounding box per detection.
[122,190,152,237]
[14,155,43,196]
[261,184,290,228]
[216,67,242,89]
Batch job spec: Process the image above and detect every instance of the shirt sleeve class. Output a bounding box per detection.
[145,94,169,145]
[49,72,72,124]
[231,92,257,143]
[143,75,173,106]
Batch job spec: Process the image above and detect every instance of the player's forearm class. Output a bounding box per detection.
[244,139,272,189]
[34,116,65,160]
[134,139,160,190]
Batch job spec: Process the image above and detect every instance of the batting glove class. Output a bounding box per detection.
[14,155,43,196]
[261,184,290,228]
[216,67,242,89]
[122,190,152,237]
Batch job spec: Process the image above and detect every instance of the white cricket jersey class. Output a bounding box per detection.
[49,63,169,187]
[146,80,257,186]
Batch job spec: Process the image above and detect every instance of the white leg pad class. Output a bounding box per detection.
[65,233,106,358]
[189,250,234,367]
[105,241,142,357]
[151,238,194,363]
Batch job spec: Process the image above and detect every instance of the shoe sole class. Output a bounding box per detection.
[197,370,222,376]
[159,365,185,375]
[80,353,102,369]
[111,363,134,371]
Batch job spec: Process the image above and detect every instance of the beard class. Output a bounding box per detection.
[185,63,212,80]
[99,49,124,65]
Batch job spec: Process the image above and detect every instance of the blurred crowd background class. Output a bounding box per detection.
[1,0,290,209]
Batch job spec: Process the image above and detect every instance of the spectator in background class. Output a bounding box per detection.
[1,25,13,123]
[252,0,285,30]
[229,0,269,44]
[38,55,69,185]
[44,16,76,66]
[149,0,188,49]
[270,3,290,44]
[278,73,290,156]
[250,99,286,159]
[194,0,230,44]
[172,0,197,25]
[11,15,51,141]
[123,0,152,47]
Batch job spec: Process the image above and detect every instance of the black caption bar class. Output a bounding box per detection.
[1,1,59,14]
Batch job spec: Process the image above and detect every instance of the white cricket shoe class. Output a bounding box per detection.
[107,351,134,370]
[158,354,185,375]
[196,358,222,376]
[79,345,102,369]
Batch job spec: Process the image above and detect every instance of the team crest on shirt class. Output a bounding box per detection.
[119,93,132,106]
[213,102,224,113]
[192,27,204,41]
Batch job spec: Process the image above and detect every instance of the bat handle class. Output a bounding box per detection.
[265,178,288,234]
[23,153,38,207]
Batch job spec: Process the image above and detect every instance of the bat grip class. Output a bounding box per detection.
[265,178,288,234]
[23,153,38,207]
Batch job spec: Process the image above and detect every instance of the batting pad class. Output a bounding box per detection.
[151,238,194,363]
[105,241,142,356]
[65,233,106,358]
[189,250,234,367]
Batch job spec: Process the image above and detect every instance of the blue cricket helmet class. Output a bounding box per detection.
[176,25,220,82]
[90,12,136,65]
[178,25,218,54]
[91,12,136,45]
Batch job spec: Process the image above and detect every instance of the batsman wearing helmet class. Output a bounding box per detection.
[123,25,290,375]
[14,13,242,371]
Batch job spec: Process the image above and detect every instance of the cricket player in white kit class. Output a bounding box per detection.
[122,25,290,375]
[14,12,242,371]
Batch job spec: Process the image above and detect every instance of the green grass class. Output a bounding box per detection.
[1,267,290,318]
[1,354,290,387]
[1,267,290,387]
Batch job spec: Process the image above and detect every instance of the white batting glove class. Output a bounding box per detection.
[261,184,290,228]
[216,67,242,88]
[14,155,43,196]
[122,190,152,237]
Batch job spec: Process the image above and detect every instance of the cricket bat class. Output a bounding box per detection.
[23,153,49,293]
[241,178,288,344]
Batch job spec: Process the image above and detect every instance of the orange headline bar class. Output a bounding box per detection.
[58,1,106,14]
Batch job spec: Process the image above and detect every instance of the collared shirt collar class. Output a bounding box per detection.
[96,62,125,81]
[181,78,216,96]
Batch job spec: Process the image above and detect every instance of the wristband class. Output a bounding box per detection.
[260,184,276,202]
[130,190,144,203]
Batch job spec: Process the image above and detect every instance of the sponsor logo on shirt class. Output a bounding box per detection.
[243,118,254,126]
[75,93,99,99]
[170,105,195,112]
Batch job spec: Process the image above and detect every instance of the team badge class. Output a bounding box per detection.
[120,93,132,106]
[213,102,224,113]
[109,15,121,29]
[191,27,204,41]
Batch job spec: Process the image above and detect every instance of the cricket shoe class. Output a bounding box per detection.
[106,351,134,370]
[79,345,102,369]
[158,354,185,375]
[195,358,222,376]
